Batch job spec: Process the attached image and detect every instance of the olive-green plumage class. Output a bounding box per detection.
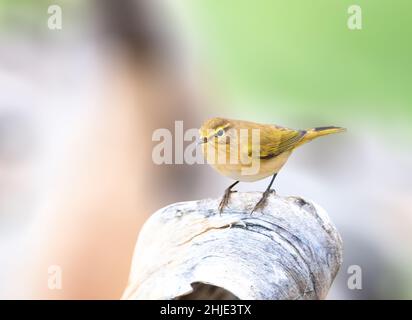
[199,117,345,182]
[198,117,346,213]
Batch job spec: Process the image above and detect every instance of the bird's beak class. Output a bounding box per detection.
[197,137,207,145]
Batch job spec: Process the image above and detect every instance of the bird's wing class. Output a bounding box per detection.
[248,126,305,159]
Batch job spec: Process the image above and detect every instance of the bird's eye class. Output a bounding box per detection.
[217,129,224,137]
[203,137,208,143]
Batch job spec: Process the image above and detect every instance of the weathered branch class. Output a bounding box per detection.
[122,192,343,300]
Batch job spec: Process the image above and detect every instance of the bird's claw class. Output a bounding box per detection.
[218,190,237,214]
[251,189,276,214]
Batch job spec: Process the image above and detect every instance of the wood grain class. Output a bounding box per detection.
[122,192,343,300]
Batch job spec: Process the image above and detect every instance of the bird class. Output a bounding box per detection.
[198,117,346,213]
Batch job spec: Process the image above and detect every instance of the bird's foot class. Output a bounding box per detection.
[251,189,276,214]
[218,189,237,214]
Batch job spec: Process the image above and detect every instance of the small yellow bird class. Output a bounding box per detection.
[198,117,345,213]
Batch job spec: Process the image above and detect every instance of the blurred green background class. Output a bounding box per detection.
[184,0,412,126]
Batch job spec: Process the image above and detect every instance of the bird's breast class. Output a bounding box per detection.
[207,148,292,182]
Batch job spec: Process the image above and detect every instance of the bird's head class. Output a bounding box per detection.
[198,117,232,145]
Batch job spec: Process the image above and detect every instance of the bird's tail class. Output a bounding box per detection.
[298,126,346,146]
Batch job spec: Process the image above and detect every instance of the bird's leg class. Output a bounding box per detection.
[251,173,278,214]
[218,181,239,214]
